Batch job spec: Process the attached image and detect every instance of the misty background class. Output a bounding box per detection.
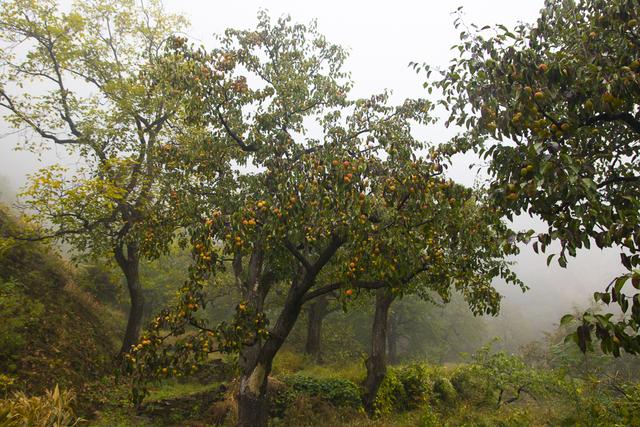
[0,0,623,347]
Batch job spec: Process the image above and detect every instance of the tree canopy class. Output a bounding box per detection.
[0,0,232,353]
[431,0,640,355]
[123,13,523,426]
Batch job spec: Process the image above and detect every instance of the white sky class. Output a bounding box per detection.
[2,0,547,191]
[0,0,624,337]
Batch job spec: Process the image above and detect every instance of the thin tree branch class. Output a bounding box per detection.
[216,109,258,152]
[582,112,640,134]
[284,238,313,272]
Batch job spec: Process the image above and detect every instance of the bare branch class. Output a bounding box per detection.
[0,90,80,145]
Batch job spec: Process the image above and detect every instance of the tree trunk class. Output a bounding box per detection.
[237,349,269,427]
[115,243,144,357]
[304,294,328,362]
[236,301,270,427]
[235,236,343,426]
[237,386,268,427]
[236,276,312,426]
[388,309,398,365]
[235,247,272,427]
[236,289,305,426]
[363,288,394,413]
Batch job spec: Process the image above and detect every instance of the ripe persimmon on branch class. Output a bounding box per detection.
[428,0,640,355]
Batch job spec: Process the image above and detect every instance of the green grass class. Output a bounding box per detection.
[90,407,156,427]
[0,207,122,395]
[71,357,640,427]
[146,380,220,402]
[272,349,367,383]
[88,380,222,427]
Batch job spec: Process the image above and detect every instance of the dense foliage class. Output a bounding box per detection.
[429,0,640,355]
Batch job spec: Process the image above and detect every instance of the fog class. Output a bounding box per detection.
[0,0,623,342]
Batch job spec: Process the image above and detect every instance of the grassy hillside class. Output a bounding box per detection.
[0,206,123,396]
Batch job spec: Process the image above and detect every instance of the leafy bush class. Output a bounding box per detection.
[0,385,82,426]
[432,377,457,405]
[272,374,362,418]
[395,364,433,409]
[465,341,559,407]
[613,383,640,426]
[450,367,494,405]
[373,364,435,416]
[372,369,405,416]
[285,375,361,408]
[552,377,640,426]
[417,407,440,427]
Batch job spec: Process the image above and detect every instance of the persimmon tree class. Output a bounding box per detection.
[126,14,521,427]
[359,185,522,413]
[0,0,229,355]
[431,0,640,355]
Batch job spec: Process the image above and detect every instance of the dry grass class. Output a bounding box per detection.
[0,384,84,427]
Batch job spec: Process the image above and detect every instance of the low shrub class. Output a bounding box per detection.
[457,341,563,408]
[417,406,440,427]
[450,366,494,405]
[373,369,405,416]
[272,374,361,418]
[286,375,361,408]
[373,364,435,416]
[614,383,640,426]
[395,364,433,410]
[432,377,457,404]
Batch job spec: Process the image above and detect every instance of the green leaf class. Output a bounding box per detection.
[560,314,574,325]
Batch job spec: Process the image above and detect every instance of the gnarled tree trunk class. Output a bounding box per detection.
[235,235,344,426]
[235,246,273,427]
[115,242,144,357]
[236,281,309,427]
[304,294,328,362]
[237,341,269,427]
[362,288,395,413]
